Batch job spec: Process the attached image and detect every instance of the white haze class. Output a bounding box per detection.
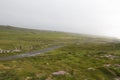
[0,0,120,38]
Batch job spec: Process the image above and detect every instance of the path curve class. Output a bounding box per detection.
[0,45,63,61]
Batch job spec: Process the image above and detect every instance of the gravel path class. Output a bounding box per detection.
[0,45,63,61]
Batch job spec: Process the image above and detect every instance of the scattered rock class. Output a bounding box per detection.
[114,77,120,80]
[25,76,32,80]
[12,49,21,53]
[52,71,68,76]
[100,54,116,60]
[0,48,21,54]
[104,64,111,67]
[87,67,95,71]
[114,64,120,67]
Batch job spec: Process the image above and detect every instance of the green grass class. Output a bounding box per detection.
[0,25,120,80]
[0,43,120,80]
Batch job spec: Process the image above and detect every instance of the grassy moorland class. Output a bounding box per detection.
[0,25,80,56]
[0,25,114,56]
[0,25,120,80]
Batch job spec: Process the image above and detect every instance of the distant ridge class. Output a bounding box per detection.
[0,25,119,43]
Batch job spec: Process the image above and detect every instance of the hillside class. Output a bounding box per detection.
[0,25,78,56]
[0,25,120,80]
[0,25,115,56]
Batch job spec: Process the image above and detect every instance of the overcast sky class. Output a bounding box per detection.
[0,0,120,38]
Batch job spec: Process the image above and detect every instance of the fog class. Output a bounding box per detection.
[0,0,120,38]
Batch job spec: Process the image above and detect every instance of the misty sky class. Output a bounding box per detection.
[0,0,120,38]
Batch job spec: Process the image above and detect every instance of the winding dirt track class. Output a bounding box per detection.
[0,46,63,61]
